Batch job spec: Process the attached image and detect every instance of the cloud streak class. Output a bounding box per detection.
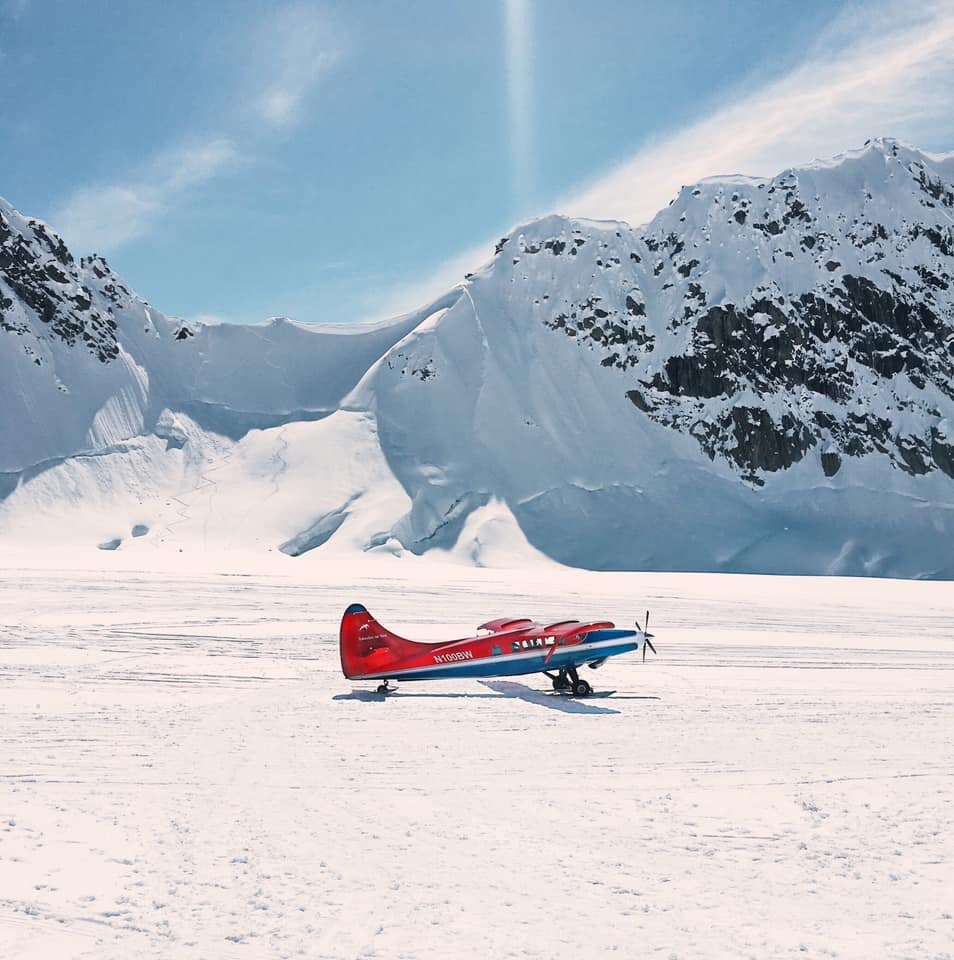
[381,0,954,321]
[54,140,238,253]
[562,0,954,225]
[51,3,339,255]
[253,3,340,127]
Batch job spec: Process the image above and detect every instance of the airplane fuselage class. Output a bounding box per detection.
[358,626,640,682]
[339,606,651,696]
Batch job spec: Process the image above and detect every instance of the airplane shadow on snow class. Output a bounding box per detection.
[334,682,660,715]
[480,680,621,715]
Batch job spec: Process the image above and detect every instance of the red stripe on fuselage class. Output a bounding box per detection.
[341,612,616,679]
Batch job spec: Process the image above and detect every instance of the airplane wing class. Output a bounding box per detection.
[541,620,617,666]
[478,617,536,633]
[545,620,615,639]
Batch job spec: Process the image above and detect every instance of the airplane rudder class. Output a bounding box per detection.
[339,604,407,678]
[340,603,372,677]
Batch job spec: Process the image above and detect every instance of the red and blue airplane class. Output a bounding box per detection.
[340,604,656,697]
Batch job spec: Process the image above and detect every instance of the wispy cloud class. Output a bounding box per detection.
[55,186,159,253]
[381,0,954,322]
[562,0,954,225]
[51,3,339,255]
[55,140,238,253]
[161,139,238,192]
[252,3,340,128]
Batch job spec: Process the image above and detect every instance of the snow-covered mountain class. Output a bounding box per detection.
[2,138,953,576]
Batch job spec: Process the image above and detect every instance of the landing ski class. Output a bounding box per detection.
[549,689,617,699]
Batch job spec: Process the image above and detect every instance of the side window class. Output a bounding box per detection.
[544,636,556,646]
[533,638,543,647]
[492,645,501,656]
[522,639,533,649]
[511,641,521,652]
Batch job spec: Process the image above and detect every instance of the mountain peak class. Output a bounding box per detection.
[2,142,954,577]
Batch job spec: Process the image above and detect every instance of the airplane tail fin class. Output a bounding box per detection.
[339,604,420,679]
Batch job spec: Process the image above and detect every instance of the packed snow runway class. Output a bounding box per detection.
[1,560,952,959]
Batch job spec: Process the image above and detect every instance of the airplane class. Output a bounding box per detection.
[339,603,656,697]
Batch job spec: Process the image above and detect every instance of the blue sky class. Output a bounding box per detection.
[1,0,952,325]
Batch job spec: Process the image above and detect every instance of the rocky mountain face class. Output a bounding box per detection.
[532,139,954,486]
[0,210,119,363]
[1,139,953,577]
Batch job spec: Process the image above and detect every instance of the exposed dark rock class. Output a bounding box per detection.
[1,209,119,362]
[677,259,700,277]
[625,295,645,317]
[613,260,954,483]
[821,451,842,476]
[626,389,651,412]
[723,406,814,473]
[545,294,655,370]
[648,355,734,399]
[915,167,954,207]
[895,435,932,475]
[932,431,954,478]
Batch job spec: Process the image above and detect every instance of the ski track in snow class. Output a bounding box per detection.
[0,564,952,959]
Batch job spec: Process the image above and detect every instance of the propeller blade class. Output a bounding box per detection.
[638,610,656,660]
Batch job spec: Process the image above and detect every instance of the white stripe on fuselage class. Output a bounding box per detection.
[356,634,640,680]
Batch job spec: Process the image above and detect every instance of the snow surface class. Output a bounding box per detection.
[1,557,952,959]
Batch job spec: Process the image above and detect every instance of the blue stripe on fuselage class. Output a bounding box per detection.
[580,629,637,644]
[381,628,638,681]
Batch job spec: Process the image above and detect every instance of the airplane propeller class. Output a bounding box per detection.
[636,609,657,661]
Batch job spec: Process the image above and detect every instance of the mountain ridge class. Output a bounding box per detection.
[2,139,953,576]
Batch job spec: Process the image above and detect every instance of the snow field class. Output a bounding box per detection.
[0,562,952,959]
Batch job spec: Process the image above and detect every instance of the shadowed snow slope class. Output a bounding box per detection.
[2,139,954,575]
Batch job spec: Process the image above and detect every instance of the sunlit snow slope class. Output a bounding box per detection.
[2,139,953,575]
